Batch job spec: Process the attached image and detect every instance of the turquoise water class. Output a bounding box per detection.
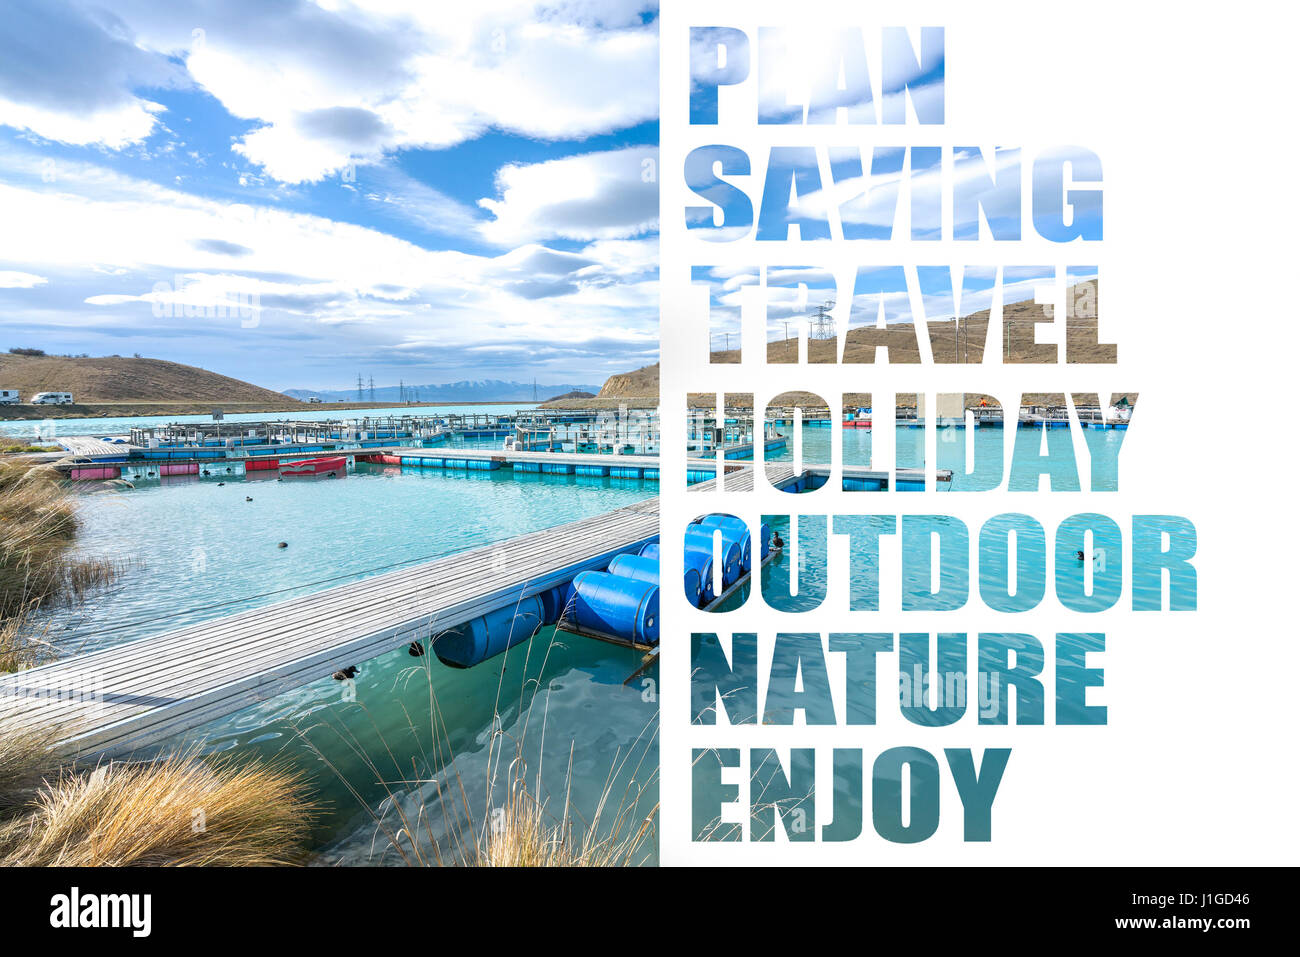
[1,402,535,443]
[722,513,1178,618]
[61,462,659,864]
[699,420,1143,841]
[695,508,1187,840]
[766,423,1124,491]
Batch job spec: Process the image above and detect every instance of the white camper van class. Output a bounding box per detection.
[31,392,74,405]
[0,389,19,405]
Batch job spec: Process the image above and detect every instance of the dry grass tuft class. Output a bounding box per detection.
[0,466,313,867]
[474,768,656,868]
[0,461,121,667]
[0,614,56,673]
[0,751,317,867]
[0,724,64,821]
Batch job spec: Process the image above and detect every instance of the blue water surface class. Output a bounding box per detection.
[60,460,660,865]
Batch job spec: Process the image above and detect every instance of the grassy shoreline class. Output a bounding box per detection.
[0,461,318,866]
[0,462,119,670]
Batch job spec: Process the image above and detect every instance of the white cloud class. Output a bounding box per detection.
[0,270,48,288]
[0,149,657,362]
[575,237,658,279]
[478,146,659,245]
[0,2,659,182]
[0,0,181,147]
[0,95,164,150]
[799,147,1021,235]
[60,0,658,183]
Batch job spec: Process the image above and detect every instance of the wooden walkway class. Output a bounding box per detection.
[370,448,929,483]
[0,457,952,760]
[0,494,673,761]
[368,446,662,470]
[57,436,139,456]
[374,447,757,473]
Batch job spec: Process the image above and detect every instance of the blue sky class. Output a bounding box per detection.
[0,0,661,391]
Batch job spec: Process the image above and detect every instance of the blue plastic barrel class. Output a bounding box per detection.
[645,538,716,599]
[696,515,773,570]
[607,552,659,585]
[695,516,751,571]
[537,584,571,625]
[641,540,714,599]
[607,552,702,609]
[683,527,741,587]
[680,547,714,606]
[683,567,703,607]
[433,594,544,668]
[569,571,659,645]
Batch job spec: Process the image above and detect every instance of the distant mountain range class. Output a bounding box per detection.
[282,379,603,403]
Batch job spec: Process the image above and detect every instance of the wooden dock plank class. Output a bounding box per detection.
[0,499,664,758]
[58,436,139,456]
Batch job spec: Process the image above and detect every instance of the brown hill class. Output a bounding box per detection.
[596,364,659,399]
[549,279,1113,409]
[545,389,596,402]
[724,279,1108,365]
[0,355,289,404]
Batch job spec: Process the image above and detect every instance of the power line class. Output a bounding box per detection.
[809,298,837,340]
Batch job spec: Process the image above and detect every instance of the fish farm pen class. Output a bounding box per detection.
[49,398,1133,486]
[48,398,1135,485]
[65,410,752,481]
[105,401,1127,459]
[127,412,531,448]
[122,410,663,456]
